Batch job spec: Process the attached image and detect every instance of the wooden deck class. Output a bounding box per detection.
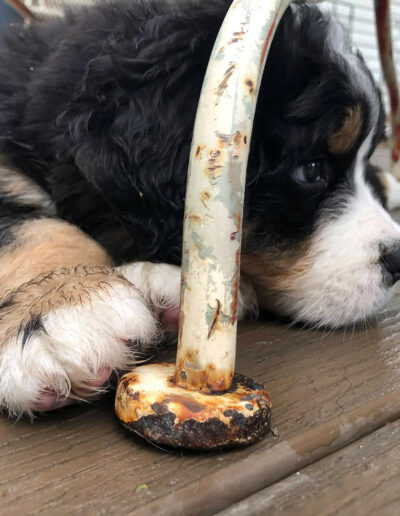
[1,282,400,515]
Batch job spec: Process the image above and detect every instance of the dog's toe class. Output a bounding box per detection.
[33,367,113,411]
[84,367,113,389]
[160,306,179,330]
[34,393,76,412]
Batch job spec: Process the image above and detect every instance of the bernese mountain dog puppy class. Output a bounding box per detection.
[0,0,400,416]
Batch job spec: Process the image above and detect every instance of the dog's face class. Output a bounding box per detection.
[49,2,400,329]
[241,5,400,328]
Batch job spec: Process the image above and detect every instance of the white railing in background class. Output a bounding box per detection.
[321,1,400,109]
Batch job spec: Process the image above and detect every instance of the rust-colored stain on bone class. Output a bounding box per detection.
[245,78,254,94]
[216,62,237,100]
[200,190,211,210]
[115,366,272,450]
[185,212,201,223]
[201,190,211,202]
[233,130,242,146]
[208,299,222,339]
[195,145,206,159]
[232,131,242,158]
[175,357,233,393]
[206,150,223,180]
[229,30,246,44]
[260,8,281,69]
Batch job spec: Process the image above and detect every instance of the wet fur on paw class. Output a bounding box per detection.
[0,263,180,416]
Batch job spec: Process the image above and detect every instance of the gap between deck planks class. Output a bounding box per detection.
[218,419,400,516]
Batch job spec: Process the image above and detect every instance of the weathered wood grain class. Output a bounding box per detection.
[134,388,400,516]
[1,289,400,515]
[219,419,400,516]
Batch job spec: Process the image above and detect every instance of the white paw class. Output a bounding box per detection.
[0,263,181,417]
[117,262,181,329]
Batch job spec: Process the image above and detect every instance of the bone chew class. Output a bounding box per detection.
[174,0,292,392]
[115,0,301,450]
[115,364,271,450]
[174,0,325,392]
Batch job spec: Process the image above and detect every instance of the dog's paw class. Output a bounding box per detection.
[0,263,181,417]
[117,262,181,331]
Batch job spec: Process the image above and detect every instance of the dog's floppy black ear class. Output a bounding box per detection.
[56,51,166,219]
[54,13,213,231]
[73,135,136,211]
[81,55,116,99]
[80,54,156,102]
[60,48,167,145]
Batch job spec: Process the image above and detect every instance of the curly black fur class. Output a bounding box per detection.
[0,0,385,264]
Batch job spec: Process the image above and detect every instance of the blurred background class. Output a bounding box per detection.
[320,1,400,105]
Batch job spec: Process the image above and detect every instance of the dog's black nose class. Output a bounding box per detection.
[381,245,400,285]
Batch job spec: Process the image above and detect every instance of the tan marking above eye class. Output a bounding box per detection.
[328,104,363,155]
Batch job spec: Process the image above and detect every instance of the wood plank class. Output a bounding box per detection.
[135,389,400,516]
[218,419,400,516]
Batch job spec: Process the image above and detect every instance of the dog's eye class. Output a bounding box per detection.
[292,160,326,187]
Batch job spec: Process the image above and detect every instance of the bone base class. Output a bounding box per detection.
[115,363,272,450]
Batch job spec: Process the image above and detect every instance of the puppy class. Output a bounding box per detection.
[0,0,399,416]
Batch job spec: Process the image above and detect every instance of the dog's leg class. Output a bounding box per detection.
[0,161,181,416]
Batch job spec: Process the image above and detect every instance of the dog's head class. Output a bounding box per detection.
[51,1,399,329]
[241,4,400,328]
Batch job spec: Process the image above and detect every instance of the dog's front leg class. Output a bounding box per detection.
[0,167,180,417]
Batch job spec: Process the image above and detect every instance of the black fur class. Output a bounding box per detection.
[21,315,45,348]
[0,0,386,263]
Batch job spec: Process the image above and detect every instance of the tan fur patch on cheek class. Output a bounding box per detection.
[328,104,363,155]
[241,247,312,310]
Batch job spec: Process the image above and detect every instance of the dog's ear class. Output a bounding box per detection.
[54,24,207,219]
[54,54,137,214]
[73,136,135,211]
[80,55,118,105]
[80,54,158,103]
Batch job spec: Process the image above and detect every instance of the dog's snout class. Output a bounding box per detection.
[381,244,400,285]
